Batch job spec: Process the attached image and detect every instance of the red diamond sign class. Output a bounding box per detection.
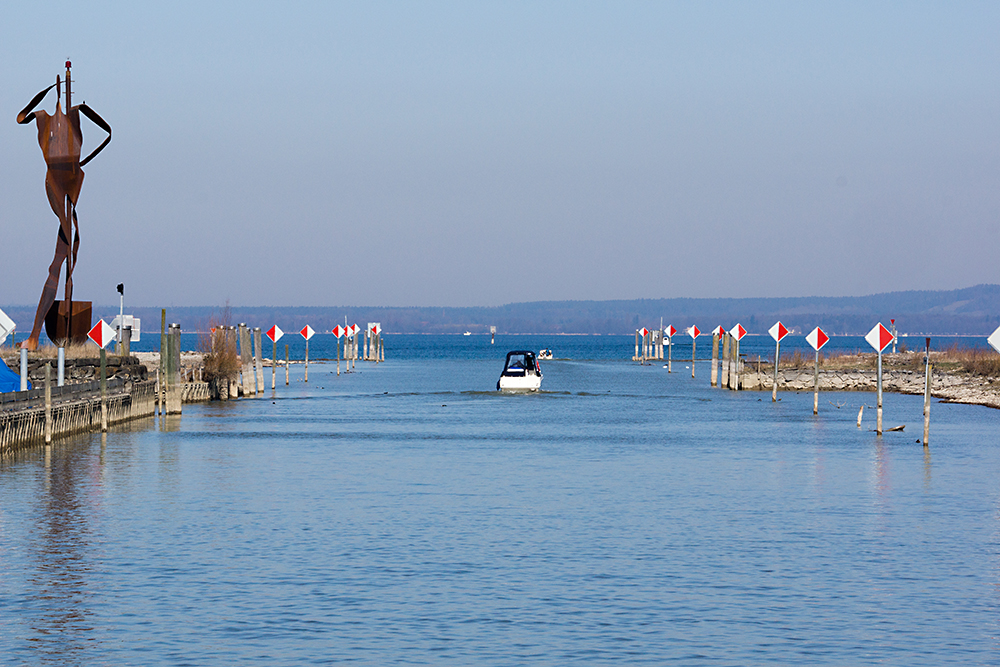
[712,325,725,338]
[688,325,700,339]
[332,325,344,338]
[664,325,676,338]
[370,323,381,336]
[865,322,893,353]
[768,321,789,343]
[88,319,116,349]
[639,327,649,337]
[266,325,284,343]
[348,324,359,337]
[730,323,746,341]
[806,326,830,351]
[300,325,315,340]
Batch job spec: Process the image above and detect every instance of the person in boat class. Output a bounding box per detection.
[17,63,111,350]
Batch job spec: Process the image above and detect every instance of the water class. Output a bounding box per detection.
[2,338,1000,665]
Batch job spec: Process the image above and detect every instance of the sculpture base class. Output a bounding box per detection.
[44,300,92,345]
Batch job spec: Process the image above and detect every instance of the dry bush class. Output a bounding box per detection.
[936,345,1000,377]
[200,306,240,382]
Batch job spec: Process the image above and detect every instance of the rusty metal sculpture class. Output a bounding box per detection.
[17,61,111,350]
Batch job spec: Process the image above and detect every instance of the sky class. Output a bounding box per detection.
[2,1,999,308]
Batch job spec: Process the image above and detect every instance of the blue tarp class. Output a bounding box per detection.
[0,357,28,392]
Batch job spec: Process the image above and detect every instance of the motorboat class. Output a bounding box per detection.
[497,350,543,391]
[463,331,472,336]
[538,349,553,360]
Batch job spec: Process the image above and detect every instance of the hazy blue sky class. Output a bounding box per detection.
[2,2,999,307]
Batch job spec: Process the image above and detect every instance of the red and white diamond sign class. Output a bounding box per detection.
[665,325,676,338]
[332,325,344,338]
[988,325,1000,354]
[712,325,725,338]
[806,326,830,351]
[300,325,315,340]
[639,327,649,337]
[865,322,893,353]
[88,319,116,349]
[688,325,701,339]
[370,323,381,336]
[768,321,789,343]
[266,325,284,343]
[730,323,746,341]
[349,324,359,337]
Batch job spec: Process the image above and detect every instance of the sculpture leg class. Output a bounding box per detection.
[24,232,70,350]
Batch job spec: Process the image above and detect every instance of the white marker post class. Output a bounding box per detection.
[688,326,700,378]
[267,325,284,390]
[300,325,315,382]
[866,322,894,435]
[665,325,675,373]
[88,319,116,432]
[711,326,724,387]
[805,326,829,415]
[729,324,746,391]
[923,337,932,447]
[768,321,789,402]
[332,325,345,376]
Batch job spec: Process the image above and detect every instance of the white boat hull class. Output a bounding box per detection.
[498,374,542,391]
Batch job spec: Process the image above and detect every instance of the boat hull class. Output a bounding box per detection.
[498,375,542,391]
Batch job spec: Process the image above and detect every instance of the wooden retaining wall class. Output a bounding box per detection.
[1,380,157,457]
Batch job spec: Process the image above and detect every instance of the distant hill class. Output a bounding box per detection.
[5,285,1000,337]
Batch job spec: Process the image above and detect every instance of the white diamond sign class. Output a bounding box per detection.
[865,322,893,353]
[664,325,676,338]
[730,323,746,341]
[88,319,116,349]
[988,326,1000,354]
[300,325,315,340]
[0,307,15,346]
[768,321,789,343]
[805,326,829,351]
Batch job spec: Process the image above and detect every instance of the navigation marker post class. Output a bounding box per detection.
[688,326,700,378]
[711,326,724,387]
[768,321,790,402]
[332,325,345,376]
[266,325,284,389]
[665,325,676,372]
[923,337,932,447]
[729,324,746,391]
[805,326,829,415]
[639,328,649,363]
[88,319,116,431]
[865,322,894,434]
[300,325,315,382]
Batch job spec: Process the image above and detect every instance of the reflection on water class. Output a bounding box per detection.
[1,356,999,665]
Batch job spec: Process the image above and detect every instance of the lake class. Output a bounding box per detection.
[2,336,999,665]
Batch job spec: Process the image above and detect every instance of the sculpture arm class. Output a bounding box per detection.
[16,83,58,124]
[78,104,111,166]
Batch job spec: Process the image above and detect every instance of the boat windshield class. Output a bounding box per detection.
[504,351,537,373]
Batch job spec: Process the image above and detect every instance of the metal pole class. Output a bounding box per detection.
[20,346,28,391]
[337,334,341,376]
[285,344,289,385]
[305,339,309,382]
[923,337,931,447]
[813,347,820,415]
[772,339,780,402]
[100,347,107,431]
[272,338,277,390]
[876,350,883,435]
[691,335,696,378]
[667,336,672,373]
[57,346,65,387]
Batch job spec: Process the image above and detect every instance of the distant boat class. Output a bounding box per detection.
[497,350,543,392]
[464,331,471,336]
[538,349,553,360]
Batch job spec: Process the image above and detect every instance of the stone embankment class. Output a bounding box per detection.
[739,368,1000,409]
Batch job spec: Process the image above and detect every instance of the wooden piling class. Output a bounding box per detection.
[733,337,740,391]
[857,405,864,428]
[711,333,719,387]
[254,327,263,394]
[634,330,639,363]
[160,309,166,415]
[44,363,52,444]
[336,333,341,376]
[238,324,254,397]
[167,324,183,414]
[721,333,730,388]
[285,344,289,385]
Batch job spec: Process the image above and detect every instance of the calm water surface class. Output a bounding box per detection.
[2,338,1000,665]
